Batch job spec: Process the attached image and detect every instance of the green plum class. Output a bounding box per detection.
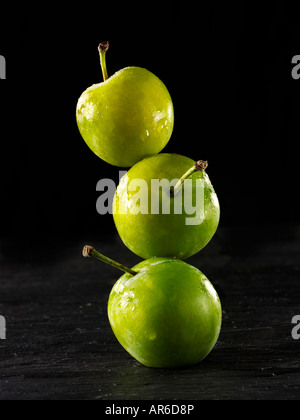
[113,153,220,260]
[83,246,222,368]
[76,41,174,167]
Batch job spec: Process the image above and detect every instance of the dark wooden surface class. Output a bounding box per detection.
[1,225,300,400]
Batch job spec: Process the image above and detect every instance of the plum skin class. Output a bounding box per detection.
[108,257,222,368]
[76,67,174,168]
[113,153,220,260]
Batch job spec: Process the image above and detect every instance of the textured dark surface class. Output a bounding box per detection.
[0,225,300,400]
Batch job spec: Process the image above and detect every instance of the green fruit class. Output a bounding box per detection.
[83,246,222,368]
[108,257,222,368]
[113,153,220,260]
[76,42,174,167]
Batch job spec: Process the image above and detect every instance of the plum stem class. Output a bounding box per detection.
[83,245,137,276]
[98,41,109,81]
[170,160,208,197]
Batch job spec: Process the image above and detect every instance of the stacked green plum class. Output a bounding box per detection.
[78,42,222,368]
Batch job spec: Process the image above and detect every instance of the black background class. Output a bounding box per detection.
[1,3,299,259]
[1,2,300,402]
